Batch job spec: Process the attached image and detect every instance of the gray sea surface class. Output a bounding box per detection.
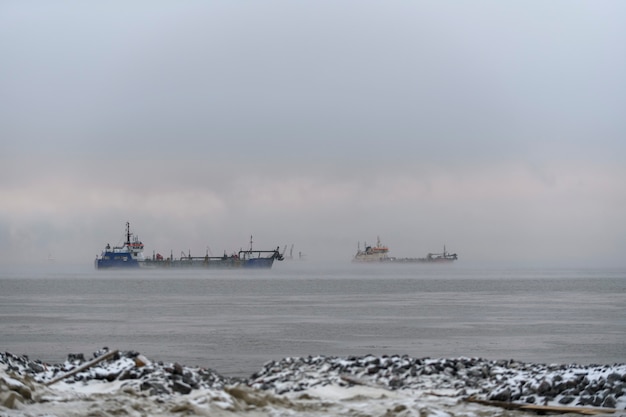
[1,261,624,378]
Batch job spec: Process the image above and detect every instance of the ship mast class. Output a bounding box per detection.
[126,222,131,245]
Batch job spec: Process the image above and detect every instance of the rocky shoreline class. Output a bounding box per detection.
[2,348,625,414]
[249,355,626,409]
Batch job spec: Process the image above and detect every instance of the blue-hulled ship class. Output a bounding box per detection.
[95,223,283,269]
[95,222,145,269]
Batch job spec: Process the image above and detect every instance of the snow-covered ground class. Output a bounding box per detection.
[1,349,625,417]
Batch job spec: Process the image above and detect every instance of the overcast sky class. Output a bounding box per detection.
[1,1,625,267]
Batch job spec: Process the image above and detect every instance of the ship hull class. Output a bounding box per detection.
[95,256,141,269]
[141,256,275,269]
[241,257,275,268]
[382,257,456,263]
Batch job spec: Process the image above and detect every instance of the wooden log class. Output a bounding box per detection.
[339,374,388,389]
[465,396,522,410]
[464,396,618,415]
[45,350,120,386]
[518,404,618,415]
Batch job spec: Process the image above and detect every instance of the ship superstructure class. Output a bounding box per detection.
[353,237,390,262]
[95,222,145,268]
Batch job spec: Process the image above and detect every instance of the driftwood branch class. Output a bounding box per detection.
[45,349,120,386]
[465,395,618,415]
[339,374,389,390]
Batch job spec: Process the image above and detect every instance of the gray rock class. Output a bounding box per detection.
[67,353,85,363]
[140,380,170,396]
[607,372,623,383]
[601,394,617,409]
[28,362,45,373]
[536,379,552,395]
[172,380,192,395]
[489,387,511,402]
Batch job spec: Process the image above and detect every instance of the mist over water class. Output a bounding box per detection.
[1,262,624,377]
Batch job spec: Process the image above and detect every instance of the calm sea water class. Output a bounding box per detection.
[1,262,624,377]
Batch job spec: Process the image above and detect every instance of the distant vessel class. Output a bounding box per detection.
[283,244,306,261]
[353,238,457,263]
[95,223,283,269]
[353,237,390,262]
[95,222,145,268]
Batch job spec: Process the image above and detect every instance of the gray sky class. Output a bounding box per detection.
[1,1,625,266]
